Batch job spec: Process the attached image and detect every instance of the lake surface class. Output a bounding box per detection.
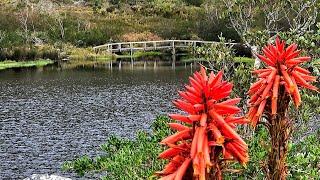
[0,61,195,179]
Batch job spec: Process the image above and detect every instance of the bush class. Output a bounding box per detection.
[0,46,60,61]
[0,49,10,61]
[12,48,24,60]
[183,0,204,6]
[41,49,59,60]
[120,31,162,42]
[26,48,37,60]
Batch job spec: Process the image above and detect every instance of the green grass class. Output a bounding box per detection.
[181,57,255,64]
[0,59,54,70]
[313,58,320,64]
[180,57,208,63]
[67,46,114,61]
[234,57,255,64]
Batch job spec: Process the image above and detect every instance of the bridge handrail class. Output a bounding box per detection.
[93,40,237,50]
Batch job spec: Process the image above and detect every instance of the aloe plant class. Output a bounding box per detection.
[247,37,318,180]
[156,66,249,180]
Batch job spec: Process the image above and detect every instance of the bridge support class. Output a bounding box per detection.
[172,54,176,69]
[130,43,133,57]
[171,41,176,55]
[117,44,121,52]
[153,42,157,50]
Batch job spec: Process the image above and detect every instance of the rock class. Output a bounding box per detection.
[23,174,72,180]
[73,0,86,6]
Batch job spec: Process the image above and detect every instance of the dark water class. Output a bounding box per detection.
[0,62,195,179]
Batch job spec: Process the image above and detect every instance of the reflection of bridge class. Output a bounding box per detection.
[93,40,237,54]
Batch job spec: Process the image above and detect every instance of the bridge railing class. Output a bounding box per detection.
[93,40,237,54]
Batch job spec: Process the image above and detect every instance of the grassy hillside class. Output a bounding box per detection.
[0,1,239,47]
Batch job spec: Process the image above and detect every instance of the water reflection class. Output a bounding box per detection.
[59,55,199,72]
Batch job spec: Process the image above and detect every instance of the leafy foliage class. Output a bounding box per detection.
[0,46,59,61]
[287,133,320,179]
[189,36,254,107]
[227,126,320,179]
[193,36,235,75]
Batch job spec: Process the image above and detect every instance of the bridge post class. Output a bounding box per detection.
[172,54,176,69]
[130,43,133,57]
[118,43,121,52]
[171,40,176,55]
[193,41,197,54]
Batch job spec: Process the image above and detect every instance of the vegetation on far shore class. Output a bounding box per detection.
[181,56,255,64]
[0,0,246,62]
[116,51,163,59]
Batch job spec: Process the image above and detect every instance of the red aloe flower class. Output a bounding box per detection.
[247,37,318,180]
[156,67,249,180]
[247,37,318,127]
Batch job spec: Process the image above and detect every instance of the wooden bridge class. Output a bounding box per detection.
[93,40,237,55]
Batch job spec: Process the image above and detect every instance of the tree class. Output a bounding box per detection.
[15,0,31,44]
[220,0,318,67]
[40,1,66,41]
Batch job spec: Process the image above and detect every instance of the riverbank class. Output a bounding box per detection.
[116,51,163,59]
[0,59,54,70]
[181,56,255,64]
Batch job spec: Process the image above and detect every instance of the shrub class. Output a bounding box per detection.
[120,32,162,42]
